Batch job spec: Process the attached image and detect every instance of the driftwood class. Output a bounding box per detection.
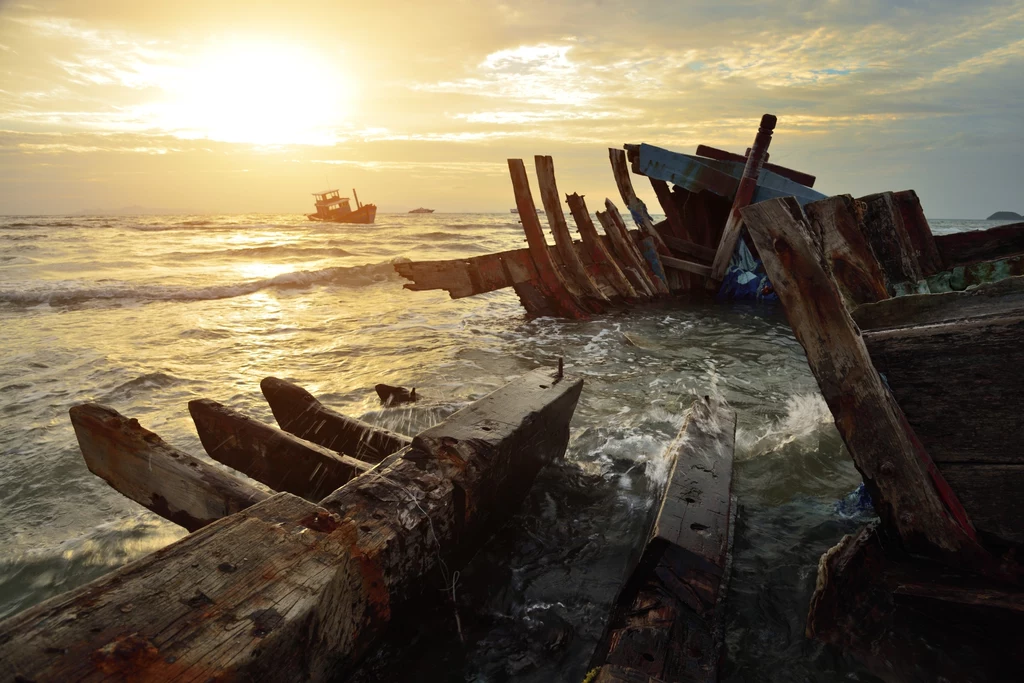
[0,367,583,682]
[71,403,269,531]
[589,398,737,682]
[892,190,943,277]
[189,398,370,501]
[934,221,1024,268]
[261,376,411,462]
[804,194,889,306]
[741,197,985,565]
[858,192,925,294]
[807,523,1024,683]
[709,114,776,282]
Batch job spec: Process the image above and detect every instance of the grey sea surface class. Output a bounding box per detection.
[0,213,1008,680]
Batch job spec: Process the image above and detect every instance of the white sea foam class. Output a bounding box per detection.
[736,393,834,460]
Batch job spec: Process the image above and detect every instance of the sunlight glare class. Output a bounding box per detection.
[159,40,352,146]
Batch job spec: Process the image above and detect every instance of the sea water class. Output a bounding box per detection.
[0,213,1005,680]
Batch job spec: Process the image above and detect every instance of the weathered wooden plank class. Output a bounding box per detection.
[535,155,610,305]
[709,114,776,283]
[937,464,1024,545]
[660,255,712,278]
[71,403,269,531]
[394,251,510,299]
[508,158,591,318]
[261,377,411,463]
[741,197,985,564]
[649,178,688,242]
[565,192,640,300]
[502,248,560,316]
[853,275,1024,330]
[590,398,736,683]
[892,190,943,277]
[606,200,671,294]
[0,367,584,682]
[804,194,890,306]
[934,221,1024,268]
[864,315,1024,467]
[858,192,926,294]
[695,143,817,188]
[189,398,370,501]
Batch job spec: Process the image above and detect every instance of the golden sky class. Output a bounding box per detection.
[1,0,1022,216]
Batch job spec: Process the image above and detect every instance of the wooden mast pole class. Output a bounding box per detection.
[708,114,777,284]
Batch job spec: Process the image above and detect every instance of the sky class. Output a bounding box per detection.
[0,0,1021,217]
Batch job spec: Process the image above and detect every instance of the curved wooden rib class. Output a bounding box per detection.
[609,147,669,252]
[508,158,590,318]
[565,193,640,300]
[596,209,656,297]
[534,155,610,305]
[605,199,670,295]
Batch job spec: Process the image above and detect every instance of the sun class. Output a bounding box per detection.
[158,39,352,146]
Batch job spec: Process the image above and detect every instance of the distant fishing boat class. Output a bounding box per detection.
[408,207,434,214]
[510,208,544,214]
[307,188,376,224]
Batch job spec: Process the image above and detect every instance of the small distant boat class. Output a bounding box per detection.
[510,208,544,214]
[408,208,435,214]
[307,188,376,224]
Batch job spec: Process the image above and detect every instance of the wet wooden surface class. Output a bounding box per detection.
[935,220,1024,268]
[853,275,1024,330]
[804,194,890,306]
[858,192,924,293]
[71,403,269,531]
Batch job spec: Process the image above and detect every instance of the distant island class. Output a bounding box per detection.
[987,211,1022,220]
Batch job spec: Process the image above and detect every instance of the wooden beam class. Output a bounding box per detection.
[892,190,943,277]
[605,199,671,294]
[858,192,925,294]
[695,144,817,188]
[660,234,715,262]
[189,398,370,501]
[535,155,610,305]
[394,250,513,299]
[597,209,658,296]
[502,249,560,317]
[709,114,777,283]
[934,221,1024,268]
[565,192,641,300]
[71,403,269,532]
[804,195,890,306]
[590,398,736,682]
[0,368,584,682]
[660,255,712,278]
[740,197,986,565]
[261,377,411,463]
[508,158,591,318]
[608,148,670,253]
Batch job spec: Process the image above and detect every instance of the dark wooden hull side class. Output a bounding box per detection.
[590,399,737,682]
[935,221,1024,268]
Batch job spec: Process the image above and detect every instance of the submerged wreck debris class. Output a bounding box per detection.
[374,383,417,406]
[0,367,583,682]
[394,114,827,316]
[742,197,1024,679]
[589,397,737,683]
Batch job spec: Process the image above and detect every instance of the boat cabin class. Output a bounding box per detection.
[312,189,353,220]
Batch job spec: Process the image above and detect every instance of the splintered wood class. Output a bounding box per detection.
[0,367,583,682]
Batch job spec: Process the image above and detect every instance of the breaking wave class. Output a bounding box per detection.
[0,261,402,307]
[736,393,834,460]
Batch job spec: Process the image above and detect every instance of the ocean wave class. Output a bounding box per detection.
[166,244,353,260]
[0,261,403,307]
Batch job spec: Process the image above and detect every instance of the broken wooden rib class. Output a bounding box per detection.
[605,199,671,295]
[189,398,370,501]
[857,192,926,295]
[589,397,737,682]
[261,376,411,463]
[71,403,269,532]
[740,196,986,565]
[536,155,610,305]
[804,194,890,306]
[710,113,777,283]
[566,192,641,300]
[508,158,591,318]
[0,367,583,683]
